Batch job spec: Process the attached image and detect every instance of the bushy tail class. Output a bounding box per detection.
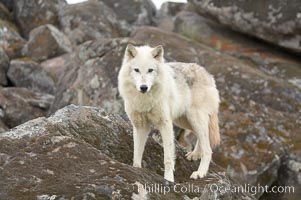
[209,113,220,149]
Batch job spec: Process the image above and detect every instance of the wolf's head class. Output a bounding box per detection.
[121,44,164,94]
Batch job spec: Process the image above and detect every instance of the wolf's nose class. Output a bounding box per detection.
[140,85,148,93]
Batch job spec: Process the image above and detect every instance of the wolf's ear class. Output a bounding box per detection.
[151,45,164,62]
[125,44,137,61]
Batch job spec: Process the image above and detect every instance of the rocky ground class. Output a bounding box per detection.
[0,0,300,199]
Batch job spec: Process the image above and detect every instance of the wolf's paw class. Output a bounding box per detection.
[190,170,207,179]
[133,163,141,168]
[185,151,201,161]
[164,169,174,182]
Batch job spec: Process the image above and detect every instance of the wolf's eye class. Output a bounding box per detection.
[148,69,154,73]
[134,68,140,73]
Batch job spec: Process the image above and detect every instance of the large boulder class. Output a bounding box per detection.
[260,156,301,200]
[101,0,156,26]
[174,10,301,88]
[188,0,301,53]
[0,47,8,85]
[154,2,187,31]
[49,38,134,115]
[58,0,128,45]
[22,24,72,62]
[0,87,54,128]
[7,59,56,94]
[131,27,300,196]
[0,105,254,199]
[13,0,67,38]
[0,19,25,58]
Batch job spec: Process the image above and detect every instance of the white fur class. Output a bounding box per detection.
[118,45,220,182]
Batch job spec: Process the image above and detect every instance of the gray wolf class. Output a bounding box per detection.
[118,44,220,182]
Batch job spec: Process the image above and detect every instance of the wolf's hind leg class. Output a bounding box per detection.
[187,111,212,179]
[133,126,150,168]
[185,138,202,161]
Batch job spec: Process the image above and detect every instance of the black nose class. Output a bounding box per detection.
[140,85,148,93]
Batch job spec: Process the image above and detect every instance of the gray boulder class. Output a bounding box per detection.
[8,59,56,94]
[101,0,156,26]
[0,18,25,59]
[58,0,129,45]
[49,38,134,115]
[13,0,66,38]
[0,87,54,128]
[188,0,301,52]
[154,2,187,31]
[0,105,254,199]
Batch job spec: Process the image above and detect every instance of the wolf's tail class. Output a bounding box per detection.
[209,113,220,149]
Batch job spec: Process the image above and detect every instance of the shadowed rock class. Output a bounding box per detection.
[0,87,54,128]
[0,0,13,11]
[8,59,56,94]
[0,46,8,85]
[0,2,12,21]
[0,105,254,200]
[0,119,8,133]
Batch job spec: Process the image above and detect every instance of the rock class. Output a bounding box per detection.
[58,0,128,45]
[101,0,156,26]
[260,156,301,200]
[0,19,26,58]
[22,24,72,62]
[0,87,54,128]
[7,59,56,94]
[173,10,301,99]
[188,0,301,53]
[0,105,254,199]
[154,2,187,32]
[13,0,66,38]
[174,11,216,43]
[0,46,9,85]
[0,2,12,21]
[0,0,13,11]
[159,2,187,16]
[131,26,301,196]
[40,53,73,84]
[0,119,8,133]
[49,38,135,115]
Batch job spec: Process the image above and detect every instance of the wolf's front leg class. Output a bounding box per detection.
[133,126,150,168]
[158,121,175,182]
